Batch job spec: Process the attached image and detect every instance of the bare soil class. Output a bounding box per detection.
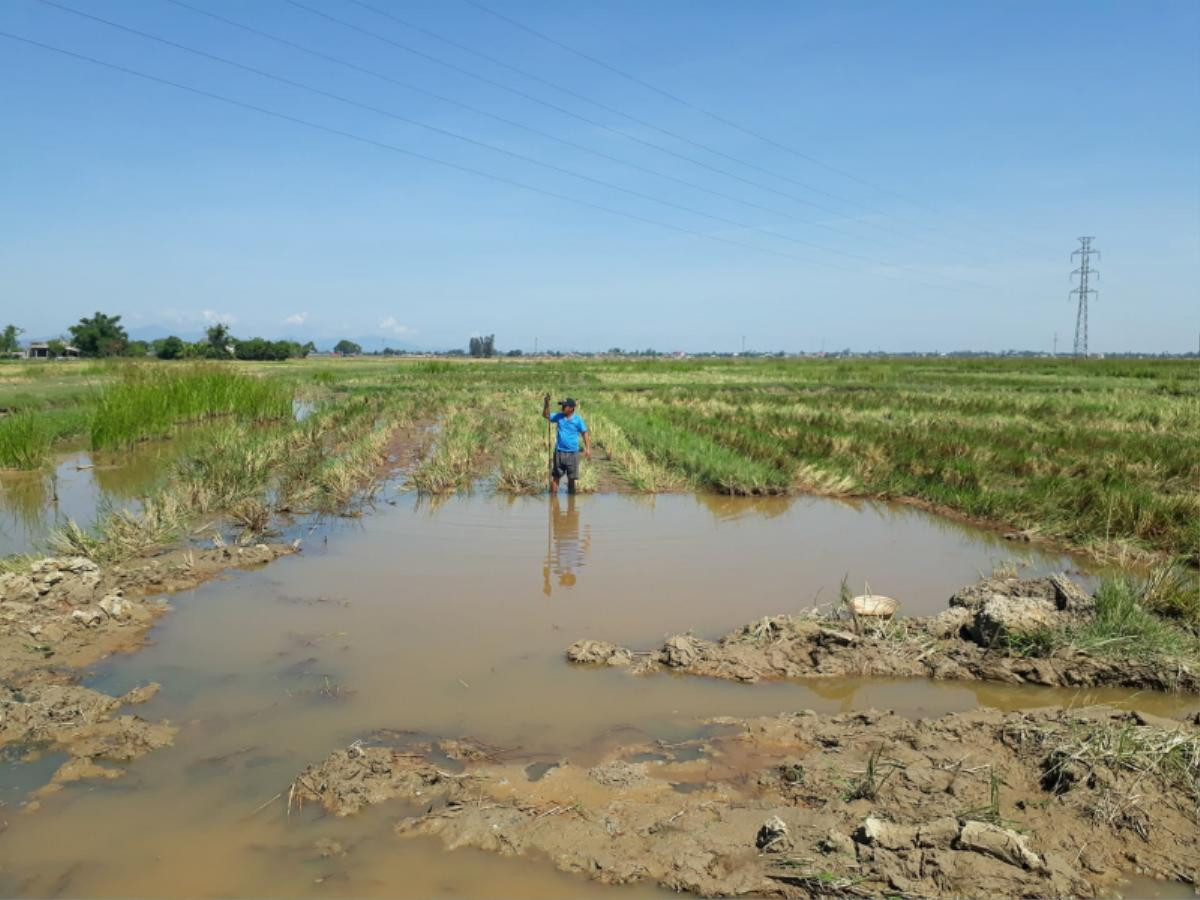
[291,704,1199,898]
[566,574,1199,694]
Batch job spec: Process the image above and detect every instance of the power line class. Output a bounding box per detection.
[1069,236,1098,357]
[160,0,880,242]
[462,0,899,199]
[461,0,1049,254]
[34,0,975,287]
[0,28,929,282]
[345,0,895,216]
[44,1,986,292]
[290,0,922,242]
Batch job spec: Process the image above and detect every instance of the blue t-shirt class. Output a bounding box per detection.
[550,412,588,452]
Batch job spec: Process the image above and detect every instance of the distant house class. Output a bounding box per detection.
[27,342,81,359]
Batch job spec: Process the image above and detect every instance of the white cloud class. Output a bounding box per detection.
[283,312,308,326]
[201,309,237,325]
[379,316,412,336]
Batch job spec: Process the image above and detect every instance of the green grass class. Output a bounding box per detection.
[90,366,293,450]
[1070,572,1200,657]
[0,411,53,469]
[1005,564,1200,661]
[598,402,790,494]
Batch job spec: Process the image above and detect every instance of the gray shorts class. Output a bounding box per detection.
[551,450,580,480]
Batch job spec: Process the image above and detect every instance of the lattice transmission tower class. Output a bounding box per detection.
[1069,237,1099,357]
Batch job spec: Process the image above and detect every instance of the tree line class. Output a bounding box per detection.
[1,313,315,360]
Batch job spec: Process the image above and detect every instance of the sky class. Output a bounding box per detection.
[2,0,1198,353]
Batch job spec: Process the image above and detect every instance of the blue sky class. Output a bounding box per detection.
[2,0,1197,352]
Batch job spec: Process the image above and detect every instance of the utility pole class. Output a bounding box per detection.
[1053,332,1058,356]
[1069,236,1099,357]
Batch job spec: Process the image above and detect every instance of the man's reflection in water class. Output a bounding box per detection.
[543,493,591,596]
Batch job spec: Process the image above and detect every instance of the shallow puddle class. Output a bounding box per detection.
[1,492,1194,897]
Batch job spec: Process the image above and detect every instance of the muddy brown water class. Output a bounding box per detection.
[2,493,1196,898]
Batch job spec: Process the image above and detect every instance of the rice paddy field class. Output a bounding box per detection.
[3,354,1200,900]
[2,355,1194,567]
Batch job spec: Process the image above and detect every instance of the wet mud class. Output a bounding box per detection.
[0,543,298,794]
[291,705,1199,898]
[1,680,175,810]
[567,575,1199,694]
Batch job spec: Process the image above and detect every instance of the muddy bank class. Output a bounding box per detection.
[567,575,1199,694]
[1,543,299,680]
[0,543,298,796]
[290,705,1199,898]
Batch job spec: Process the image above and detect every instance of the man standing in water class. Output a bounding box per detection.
[542,394,591,494]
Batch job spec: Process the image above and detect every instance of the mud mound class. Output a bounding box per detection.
[566,574,1198,693]
[290,706,1199,897]
[1,678,176,804]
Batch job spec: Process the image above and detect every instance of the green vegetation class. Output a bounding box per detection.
[0,324,23,356]
[50,388,419,564]
[90,366,293,450]
[0,411,51,469]
[842,745,899,802]
[69,311,128,357]
[1070,570,1200,656]
[409,406,491,494]
[1004,563,1199,662]
[2,355,1197,564]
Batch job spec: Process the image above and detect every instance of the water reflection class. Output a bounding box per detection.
[692,492,795,521]
[0,470,53,547]
[542,494,590,595]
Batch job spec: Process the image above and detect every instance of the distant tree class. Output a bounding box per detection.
[0,324,23,355]
[69,311,128,357]
[275,340,303,360]
[155,335,185,360]
[301,341,316,357]
[46,338,67,358]
[124,339,150,357]
[233,337,268,360]
[231,337,304,361]
[607,347,624,356]
[506,348,523,357]
[204,323,234,358]
[334,339,362,356]
[468,334,495,358]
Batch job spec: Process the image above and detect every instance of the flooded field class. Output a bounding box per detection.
[0,430,217,558]
[2,491,1194,897]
